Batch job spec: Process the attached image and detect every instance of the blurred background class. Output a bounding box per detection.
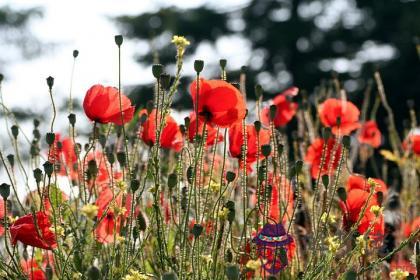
[0,0,419,130]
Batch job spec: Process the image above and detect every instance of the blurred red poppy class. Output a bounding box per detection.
[10,212,57,250]
[188,113,223,146]
[261,87,299,127]
[95,187,131,243]
[83,84,135,125]
[402,216,420,238]
[304,138,342,178]
[358,120,381,148]
[346,174,388,199]
[403,133,420,155]
[229,122,271,167]
[339,189,384,241]
[318,98,360,135]
[21,259,46,280]
[190,79,246,127]
[139,109,183,152]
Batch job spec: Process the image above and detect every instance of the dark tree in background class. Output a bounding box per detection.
[0,5,42,70]
[117,0,419,126]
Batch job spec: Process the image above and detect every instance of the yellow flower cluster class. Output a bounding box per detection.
[171,35,190,57]
[246,259,261,271]
[370,205,383,216]
[325,236,340,253]
[81,204,98,219]
[123,269,152,280]
[389,269,409,280]
[355,235,367,255]
[49,225,65,237]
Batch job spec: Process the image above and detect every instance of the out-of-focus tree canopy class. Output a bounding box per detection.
[117,0,419,124]
[0,5,42,67]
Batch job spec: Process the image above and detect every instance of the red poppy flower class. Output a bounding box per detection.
[0,199,4,236]
[346,174,388,199]
[358,120,381,148]
[403,133,420,155]
[190,79,246,127]
[60,138,78,180]
[229,122,271,167]
[95,187,131,243]
[339,189,384,241]
[318,98,361,135]
[188,113,223,146]
[10,212,57,250]
[402,216,420,238]
[21,259,46,280]
[261,87,299,127]
[83,84,135,125]
[390,258,417,276]
[139,109,183,152]
[267,173,294,224]
[304,138,342,178]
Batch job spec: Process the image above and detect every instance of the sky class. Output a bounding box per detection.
[1,0,249,115]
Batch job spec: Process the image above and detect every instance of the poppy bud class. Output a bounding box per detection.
[184,116,190,130]
[241,65,247,73]
[295,160,303,173]
[322,127,332,140]
[254,120,261,132]
[219,59,227,69]
[278,143,284,155]
[11,125,19,139]
[225,264,240,280]
[45,264,53,280]
[337,187,347,201]
[255,84,263,99]
[46,132,55,146]
[261,144,271,157]
[99,134,106,148]
[107,151,115,165]
[73,49,79,58]
[139,112,148,124]
[7,154,14,168]
[114,35,123,46]
[152,64,163,78]
[117,151,126,168]
[226,171,236,183]
[192,223,203,238]
[322,174,329,188]
[168,173,178,190]
[130,179,140,193]
[43,161,53,177]
[160,73,171,90]
[187,166,194,185]
[87,160,98,177]
[33,118,40,128]
[0,183,10,200]
[194,60,204,73]
[162,272,178,280]
[342,135,351,149]
[224,248,233,263]
[68,113,76,126]
[132,227,139,240]
[46,76,54,90]
[33,168,43,183]
[269,105,277,121]
[137,211,147,231]
[86,266,101,280]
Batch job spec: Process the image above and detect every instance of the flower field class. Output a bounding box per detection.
[0,35,419,280]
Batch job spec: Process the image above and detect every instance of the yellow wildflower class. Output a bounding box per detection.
[171,35,190,57]
[49,225,65,237]
[355,235,367,255]
[390,269,409,280]
[370,205,383,216]
[72,272,83,280]
[81,204,98,219]
[325,236,340,253]
[246,259,261,271]
[116,181,127,192]
[123,269,152,280]
[218,208,229,220]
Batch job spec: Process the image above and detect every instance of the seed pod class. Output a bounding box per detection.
[224,248,233,263]
[152,64,163,78]
[168,173,178,190]
[269,105,277,121]
[33,168,43,183]
[255,84,263,99]
[11,125,19,139]
[219,59,227,69]
[117,151,126,167]
[187,166,194,185]
[225,264,240,280]
[0,183,10,200]
[137,211,147,231]
[322,127,332,140]
[6,154,14,168]
[160,73,171,90]
[254,120,261,132]
[162,272,178,280]
[86,266,101,280]
[114,35,123,46]
[194,60,204,73]
[45,264,53,280]
[43,161,54,177]
[99,134,106,148]
[33,119,40,128]
[295,160,303,173]
[337,187,347,202]
[322,174,329,189]
[226,171,236,183]
[192,223,203,238]
[130,179,140,193]
[342,135,351,149]
[261,144,271,157]
[46,132,56,146]
[87,160,98,177]
[73,50,79,58]
[46,76,54,89]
